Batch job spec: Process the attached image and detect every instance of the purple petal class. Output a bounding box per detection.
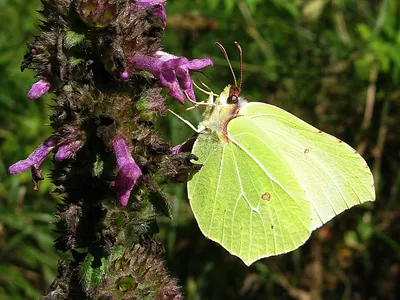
[137,0,166,9]
[155,51,177,61]
[159,70,185,104]
[152,4,166,28]
[184,85,195,101]
[120,71,129,79]
[177,58,213,100]
[130,56,163,77]
[110,135,142,207]
[132,55,185,102]
[27,79,50,100]
[110,163,142,207]
[185,58,214,70]
[162,57,188,71]
[138,1,167,28]
[171,145,182,154]
[55,140,84,162]
[112,136,132,168]
[9,136,57,175]
[176,67,191,90]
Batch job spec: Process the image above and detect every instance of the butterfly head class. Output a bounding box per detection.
[198,42,246,135]
[227,85,240,105]
[215,84,246,107]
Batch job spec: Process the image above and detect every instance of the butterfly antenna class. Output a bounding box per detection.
[215,42,238,88]
[234,41,243,90]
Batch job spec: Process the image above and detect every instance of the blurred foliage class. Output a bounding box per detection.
[0,1,59,299]
[1,0,399,299]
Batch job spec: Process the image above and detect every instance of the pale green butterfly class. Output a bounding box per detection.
[184,42,375,266]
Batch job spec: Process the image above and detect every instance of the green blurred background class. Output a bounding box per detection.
[1,0,399,299]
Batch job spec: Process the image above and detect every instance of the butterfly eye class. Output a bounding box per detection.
[228,95,239,104]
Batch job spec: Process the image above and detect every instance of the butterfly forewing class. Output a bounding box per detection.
[235,102,375,230]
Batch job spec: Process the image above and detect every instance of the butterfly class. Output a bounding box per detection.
[184,42,375,266]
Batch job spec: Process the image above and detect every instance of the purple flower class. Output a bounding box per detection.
[9,136,57,175]
[8,135,85,190]
[9,136,58,190]
[138,0,166,28]
[55,140,85,162]
[120,71,129,80]
[130,51,213,104]
[110,135,142,207]
[152,4,166,28]
[27,79,50,100]
[138,0,165,9]
[171,144,182,154]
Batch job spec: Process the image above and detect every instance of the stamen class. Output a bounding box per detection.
[167,109,200,133]
[183,90,215,107]
[192,80,218,97]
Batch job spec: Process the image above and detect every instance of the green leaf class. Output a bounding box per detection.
[223,0,235,13]
[357,23,372,41]
[80,254,107,289]
[271,0,300,19]
[302,0,328,21]
[65,30,85,49]
[206,0,221,11]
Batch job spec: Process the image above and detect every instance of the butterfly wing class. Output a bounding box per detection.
[231,102,375,230]
[188,126,312,266]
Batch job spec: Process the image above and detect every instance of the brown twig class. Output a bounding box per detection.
[309,239,323,299]
[333,0,352,45]
[268,261,311,300]
[361,65,379,131]
[372,96,390,189]
[357,65,379,155]
[238,1,274,61]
